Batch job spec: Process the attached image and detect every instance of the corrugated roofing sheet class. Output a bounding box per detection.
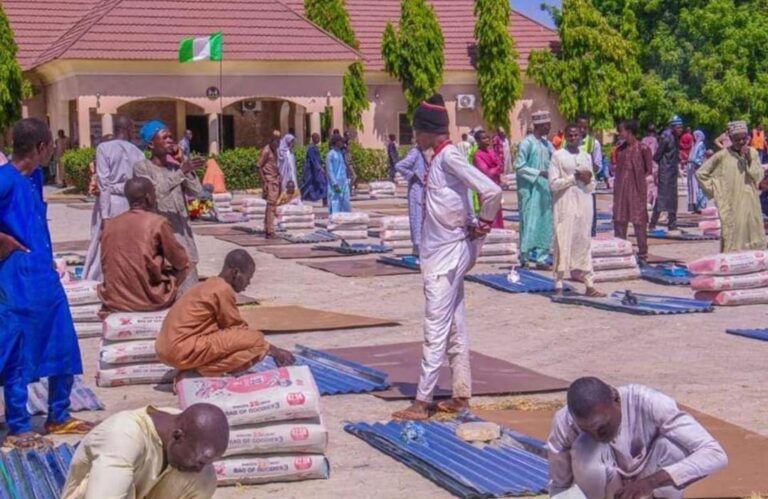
[648,230,720,241]
[726,328,768,342]
[640,265,695,286]
[378,255,421,271]
[279,231,340,244]
[551,291,714,315]
[0,444,76,499]
[345,418,548,498]
[314,243,393,255]
[249,345,389,395]
[466,270,565,294]
[0,376,104,415]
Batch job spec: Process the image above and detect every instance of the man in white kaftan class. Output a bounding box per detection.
[548,377,728,499]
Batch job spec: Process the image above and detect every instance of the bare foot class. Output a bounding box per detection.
[435,398,470,413]
[586,287,607,298]
[392,401,430,420]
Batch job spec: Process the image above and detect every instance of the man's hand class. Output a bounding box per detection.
[181,157,206,174]
[269,345,296,367]
[575,170,592,183]
[0,234,29,261]
[469,223,491,241]
[539,170,549,179]
[616,477,656,499]
[741,144,751,159]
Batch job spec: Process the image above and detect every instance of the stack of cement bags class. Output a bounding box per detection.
[177,366,329,486]
[690,250,768,306]
[501,173,517,191]
[478,229,519,265]
[369,181,396,199]
[234,198,267,230]
[590,236,640,282]
[97,310,174,387]
[379,216,412,252]
[327,212,369,240]
[213,192,248,223]
[277,205,315,231]
[64,280,104,339]
[698,207,721,237]
[394,172,408,189]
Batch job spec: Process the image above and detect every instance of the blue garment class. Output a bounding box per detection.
[0,164,82,433]
[301,144,328,202]
[394,147,427,253]
[327,149,351,214]
[140,120,167,145]
[514,134,554,264]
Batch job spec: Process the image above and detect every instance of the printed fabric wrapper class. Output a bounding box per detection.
[277,205,314,216]
[279,222,316,230]
[69,303,102,323]
[97,363,175,387]
[591,255,638,271]
[75,321,104,338]
[215,206,234,214]
[102,310,169,341]
[99,340,159,365]
[687,251,768,276]
[217,213,247,224]
[214,454,329,486]
[177,366,321,427]
[328,223,368,232]
[63,280,101,306]
[224,419,328,457]
[695,287,768,306]
[379,216,410,231]
[701,206,719,217]
[329,212,370,225]
[480,243,518,257]
[591,237,634,258]
[592,267,641,283]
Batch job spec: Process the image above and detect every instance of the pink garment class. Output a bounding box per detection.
[474,148,504,228]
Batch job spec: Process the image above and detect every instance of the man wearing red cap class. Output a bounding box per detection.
[392,95,502,420]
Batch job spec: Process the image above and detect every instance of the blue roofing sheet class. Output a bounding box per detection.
[0,444,76,499]
[726,328,768,342]
[640,264,695,286]
[279,230,339,244]
[648,229,719,241]
[345,419,548,498]
[314,243,392,255]
[466,270,568,294]
[1,376,104,415]
[249,345,389,395]
[551,291,714,315]
[378,255,421,271]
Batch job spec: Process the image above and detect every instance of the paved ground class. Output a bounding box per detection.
[41,188,768,498]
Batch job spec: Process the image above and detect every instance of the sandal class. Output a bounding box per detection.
[4,432,53,449]
[586,288,607,298]
[45,418,96,435]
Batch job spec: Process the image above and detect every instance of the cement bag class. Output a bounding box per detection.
[102,310,169,341]
[591,237,634,257]
[278,214,315,224]
[382,240,413,250]
[238,206,266,215]
[100,340,158,365]
[703,229,721,237]
[380,229,411,241]
[331,230,368,240]
[64,280,100,306]
[591,255,638,271]
[97,363,175,387]
[217,213,247,224]
[692,271,768,291]
[368,181,396,192]
[213,192,233,203]
[177,366,321,427]
[701,207,719,218]
[380,216,410,231]
[592,267,641,283]
[279,222,315,230]
[688,251,768,276]
[75,322,103,339]
[215,206,234,214]
[329,212,369,225]
[241,198,266,207]
[327,223,368,232]
[695,288,768,306]
[480,243,518,257]
[698,219,721,231]
[277,205,313,216]
[476,254,520,265]
[224,420,328,457]
[486,229,518,244]
[69,303,101,323]
[214,455,329,486]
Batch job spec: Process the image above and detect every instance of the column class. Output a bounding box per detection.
[294,106,305,145]
[175,101,186,140]
[309,112,321,138]
[331,101,343,136]
[279,102,290,134]
[77,98,91,148]
[21,104,29,119]
[208,113,220,155]
[100,113,114,136]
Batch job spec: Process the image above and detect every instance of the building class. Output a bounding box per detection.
[5,0,562,152]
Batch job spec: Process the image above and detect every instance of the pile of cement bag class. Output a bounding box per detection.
[327,212,369,240]
[478,229,519,265]
[590,236,640,282]
[691,250,768,306]
[64,280,104,339]
[277,205,315,231]
[379,216,412,251]
[369,181,396,199]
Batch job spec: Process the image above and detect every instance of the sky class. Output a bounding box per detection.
[514,0,561,28]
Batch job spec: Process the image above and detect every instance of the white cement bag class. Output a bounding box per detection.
[591,237,634,257]
[215,205,234,214]
[238,206,267,215]
[100,340,158,365]
[224,420,328,457]
[592,267,641,282]
[213,192,233,203]
[382,240,413,250]
[331,230,368,240]
[217,213,247,224]
[75,321,104,339]
[380,229,412,241]
[328,223,368,232]
[177,366,321,426]
[688,251,768,276]
[591,255,638,271]
[102,310,169,341]
[691,271,768,291]
[480,243,518,257]
[277,205,313,216]
[242,198,267,207]
[69,303,101,323]
[486,229,518,244]
[368,181,396,192]
[97,363,175,387]
[329,212,369,225]
[380,216,410,231]
[214,455,329,486]
[278,214,315,223]
[279,222,316,230]
[476,254,520,265]
[695,288,768,306]
[63,280,100,306]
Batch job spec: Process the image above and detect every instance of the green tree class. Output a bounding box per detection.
[381,0,444,115]
[0,5,26,131]
[474,0,522,131]
[304,0,369,130]
[528,0,641,129]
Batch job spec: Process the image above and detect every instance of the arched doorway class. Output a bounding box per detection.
[117,98,207,152]
[223,98,309,148]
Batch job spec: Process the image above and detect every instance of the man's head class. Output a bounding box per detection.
[331,134,344,150]
[531,111,552,137]
[646,124,656,136]
[389,133,396,142]
[669,116,684,137]
[220,249,255,293]
[286,180,296,195]
[311,133,320,145]
[185,129,193,140]
[413,94,450,151]
[141,120,174,156]
[113,116,135,141]
[461,133,468,142]
[619,119,638,142]
[475,130,490,149]
[165,403,229,473]
[57,129,66,139]
[124,177,157,210]
[576,114,590,137]
[728,120,750,152]
[12,118,54,168]
[567,377,621,443]
[564,123,581,147]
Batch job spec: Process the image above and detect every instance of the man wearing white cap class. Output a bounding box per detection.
[650,116,684,230]
[514,110,555,268]
[696,120,767,252]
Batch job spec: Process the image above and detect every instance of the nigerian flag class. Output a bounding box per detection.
[179,32,223,63]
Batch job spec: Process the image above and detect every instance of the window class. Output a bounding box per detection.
[398,113,413,146]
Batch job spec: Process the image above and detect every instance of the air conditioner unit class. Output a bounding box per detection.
[241,100,262,112]
[456,94,476,110]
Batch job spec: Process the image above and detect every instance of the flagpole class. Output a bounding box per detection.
[219,57,224,154]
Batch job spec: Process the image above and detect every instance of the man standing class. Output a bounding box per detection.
[515,111,555,269]
[99,178,190,313]
[53,129,72,186]
[0,119,94,447]
[327,134,352,214]
[493,128,513,174]
[642,125,660,209]
[696,120,767,252]
[178,129,193,162]
[134,121,204,295]
[613,120,653,261]
[258,135,281,238]
[83,116,145,281]
[392,95,502,420]
[387,133,400,182]
[576,115,604,232]
[300,133,327,205]
[651,116,684,231]
[548,377,728,499]
[549,124,604,297]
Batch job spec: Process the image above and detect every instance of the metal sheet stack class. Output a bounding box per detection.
[369,181,396,199]
[96,310,174,387]
[690,250,768,306]
[327,212,370,240]
[590,236,640,282]
[177,366,330,486]
[277,204,315,231]
[64,280,105,339]
[379,216,412,252]
[478,229,519,265]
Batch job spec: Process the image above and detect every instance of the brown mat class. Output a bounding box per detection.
[239,305,399,334]
[215,234,289,247]
[53,240,91,252]
[257,245,353,259]
[194,226,257,237]
[300,258,419,277]
[325,342,569,400]
[476,407,768,498]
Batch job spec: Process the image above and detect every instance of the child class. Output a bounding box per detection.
[277,180,301,206]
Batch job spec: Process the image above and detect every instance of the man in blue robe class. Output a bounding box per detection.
[300,133,327,205]
[0,118,94,447]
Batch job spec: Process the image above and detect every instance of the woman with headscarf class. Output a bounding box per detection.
[473,130,505,228]
[133,120,204,295]
[326,134,351,214]
[277,134,298,194]
[687,130,708,213]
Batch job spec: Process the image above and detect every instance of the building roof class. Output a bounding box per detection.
[5,0,360,70]
[284,0,558,71]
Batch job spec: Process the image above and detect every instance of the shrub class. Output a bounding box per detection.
[61,147,95,193]
[216,147,260,191]
[348,142,388,181]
